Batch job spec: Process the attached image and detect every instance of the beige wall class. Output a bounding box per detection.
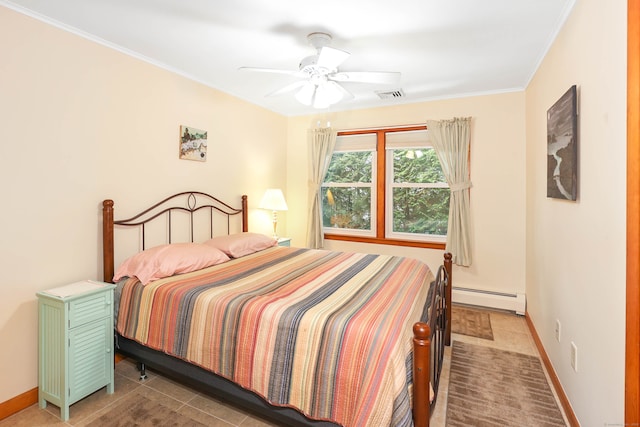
[0,7,287,403]
[525,0,627,424]
[286,92,528,296]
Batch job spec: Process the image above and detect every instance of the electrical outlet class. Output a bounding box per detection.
[555,319,561,342]
[570,342,578,372]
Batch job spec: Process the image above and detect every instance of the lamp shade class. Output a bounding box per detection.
[259,189,288,211]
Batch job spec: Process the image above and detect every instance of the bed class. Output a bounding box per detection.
[102,191,452,427]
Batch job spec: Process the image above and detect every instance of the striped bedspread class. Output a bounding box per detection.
[116,246,435,427]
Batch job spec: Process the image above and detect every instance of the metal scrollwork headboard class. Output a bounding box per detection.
[102,191,248,282]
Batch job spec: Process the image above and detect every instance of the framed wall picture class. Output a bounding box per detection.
[180,126,207,161]
[547,85,578,200]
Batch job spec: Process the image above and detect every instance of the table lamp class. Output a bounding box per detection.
[259,189,288,239]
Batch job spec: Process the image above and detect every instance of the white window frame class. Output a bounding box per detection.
[385,130,448,243]
[321,133,377,237]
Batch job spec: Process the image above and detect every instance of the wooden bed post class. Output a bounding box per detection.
[103,199,115,283]
[413,322,431,427]
[241,195,248,232]
[444,252,453,345]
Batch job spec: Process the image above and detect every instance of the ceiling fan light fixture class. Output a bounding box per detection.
[313,90,328,109]
[295,82,315,106]
[313,81,344,109]
[313,86,329,109]
[325,81,345,103]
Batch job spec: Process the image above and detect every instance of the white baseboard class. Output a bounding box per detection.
[452,287,526,315]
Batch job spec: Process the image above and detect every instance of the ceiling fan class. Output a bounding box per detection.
[239,32,401,109]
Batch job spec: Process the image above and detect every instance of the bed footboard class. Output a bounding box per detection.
[413,252,452,427]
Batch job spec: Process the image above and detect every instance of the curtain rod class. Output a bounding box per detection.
[335,124,428,134]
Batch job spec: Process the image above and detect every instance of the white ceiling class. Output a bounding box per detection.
[2,0,576,116]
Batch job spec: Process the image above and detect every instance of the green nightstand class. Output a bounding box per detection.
[277,237,291,247]
[37,280,116,421]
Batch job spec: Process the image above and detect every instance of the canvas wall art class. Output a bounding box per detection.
[180,126,207,161]
[547,85,578,200]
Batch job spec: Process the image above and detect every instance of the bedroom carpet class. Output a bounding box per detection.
[451,305,494,340]
[445,341,566,427]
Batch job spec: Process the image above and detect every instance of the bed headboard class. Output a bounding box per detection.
[102,191,248,283]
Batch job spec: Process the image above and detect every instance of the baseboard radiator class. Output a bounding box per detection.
[452,287,526,315]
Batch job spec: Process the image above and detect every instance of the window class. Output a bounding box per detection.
[322,133,377,237]
[321,126,450,248]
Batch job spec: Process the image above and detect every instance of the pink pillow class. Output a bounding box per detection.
[113,242,230,285]
[204,232,277,258]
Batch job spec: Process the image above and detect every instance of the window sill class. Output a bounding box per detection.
[324,233,446,250]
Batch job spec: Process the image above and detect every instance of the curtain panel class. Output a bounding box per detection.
[426,117,473,266]
[306,127,337,249]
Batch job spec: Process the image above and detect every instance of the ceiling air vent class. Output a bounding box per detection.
[376,89,405,99]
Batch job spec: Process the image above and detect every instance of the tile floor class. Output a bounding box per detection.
[1,305,567,427]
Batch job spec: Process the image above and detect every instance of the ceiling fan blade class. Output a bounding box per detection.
[266,81,308,97]
[238,66,304,77]
[330,71,401,85]
[316,46,350,70]
[333,81,354,100]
